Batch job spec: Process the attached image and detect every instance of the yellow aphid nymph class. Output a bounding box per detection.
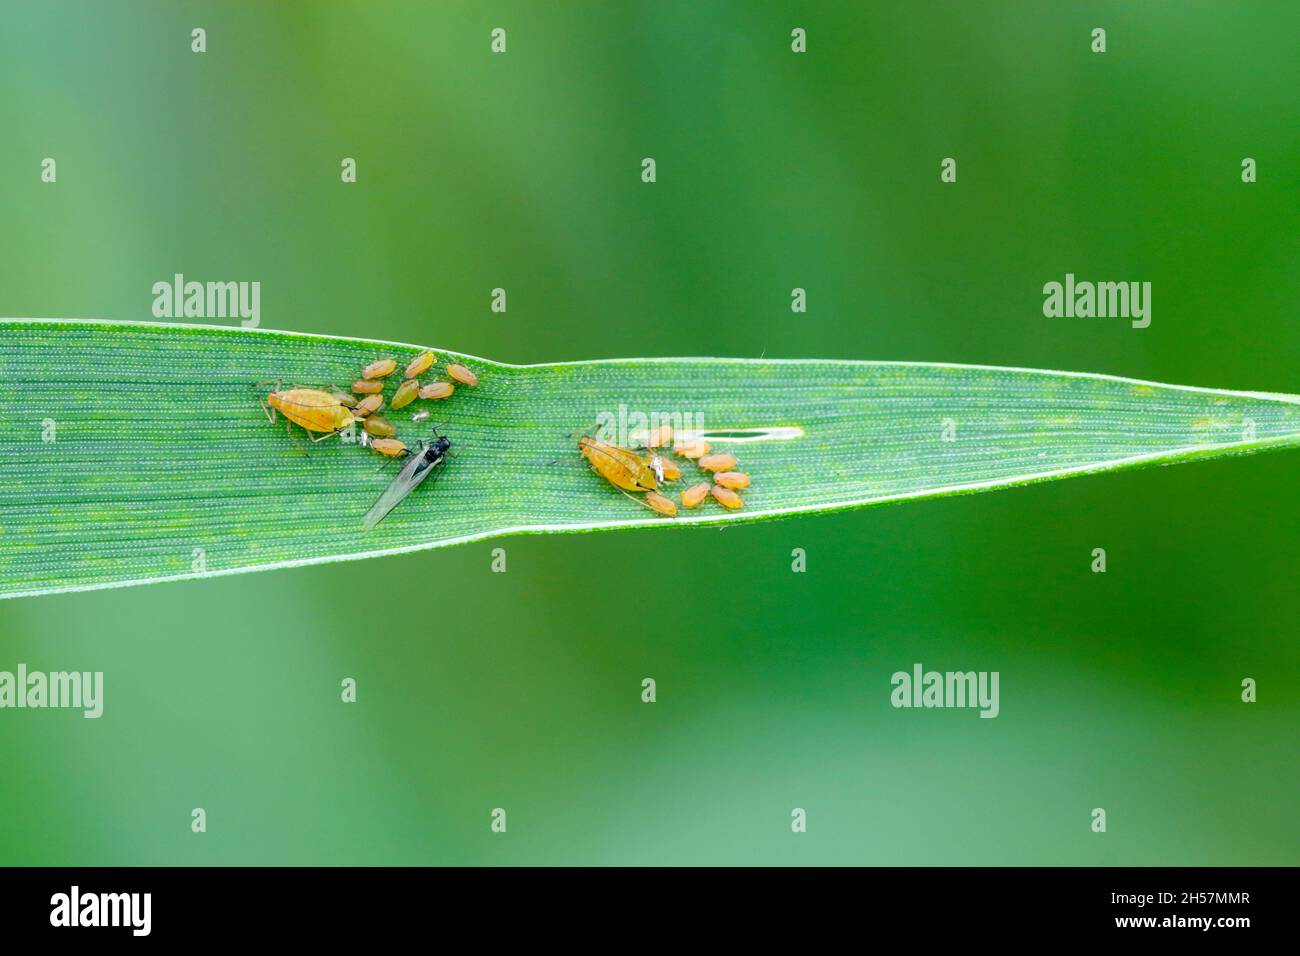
[362,358,397,380]
[391,378,421,410]
[644,491,677,517]
[714,471,750,489]
[698,452,738,473]
[405,350,436,379]
[654,455,682,481]
[447,363,478,387]
[681,482,710,508]
[419,381,454,400]
[363,415,397,438]
[710,485,744,510]
[675,438,710,459]
[369,438,407,457]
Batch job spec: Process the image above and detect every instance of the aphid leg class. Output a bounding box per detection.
[374,450,410,474]
[255,378,282,423]
[370,436,416,472]
[617,488,668,516]
[284,423,311,458]
[309,429,342,444]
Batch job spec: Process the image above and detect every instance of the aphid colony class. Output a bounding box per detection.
[578,425,751,517]
[260,349,476,458]
[259,349,477,527]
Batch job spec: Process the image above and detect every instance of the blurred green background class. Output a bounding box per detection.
[1,1,1297,865]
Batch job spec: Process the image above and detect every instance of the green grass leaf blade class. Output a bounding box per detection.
[3,318,1299,600]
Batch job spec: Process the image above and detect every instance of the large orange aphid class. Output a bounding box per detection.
[265,388,358,436]
[578,435,658,493]
[675,438,710,459]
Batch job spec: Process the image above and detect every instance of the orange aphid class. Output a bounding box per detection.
[579,435,658,492]
[419,381,455,400]
[675,439,710,459]
[352,379,384,395]
[698,452,737,473]
[391,378,420,410]
[405,350,436,379]
[266,388,358,435]
[710,485,744,510]
[644,491,677,517]
[370,438,407,457]
[658,456,682,481]
[681,483,710,508]
[714,471,750,489]
[362,358,397,379]
[353,394,384,417]
[447,363,478,387]
[645,424,673,448]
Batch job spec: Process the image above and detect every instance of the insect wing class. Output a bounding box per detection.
[580,438,656,491]
[362,448,441,529]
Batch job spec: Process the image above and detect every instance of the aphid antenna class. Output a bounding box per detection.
[569,418,609,440]
[285,424,311,458]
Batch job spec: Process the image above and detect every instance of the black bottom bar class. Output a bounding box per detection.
[0,866,1279,941]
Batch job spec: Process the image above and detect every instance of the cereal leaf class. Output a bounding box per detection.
[3,318,1299,599]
